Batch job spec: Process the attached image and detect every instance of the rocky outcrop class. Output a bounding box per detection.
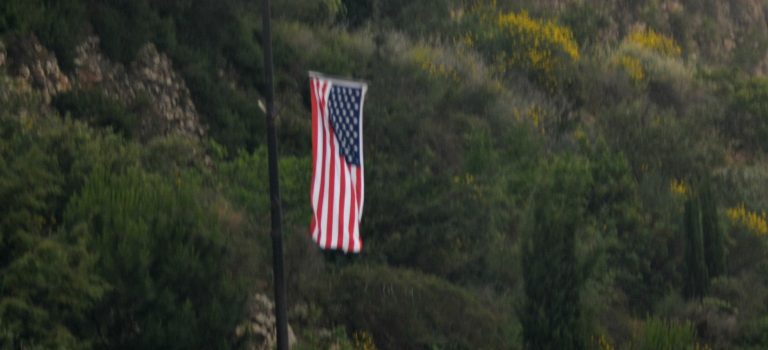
[4,37,71,103]
[72,37,205,138]
[235,293,297,350]
[2,35,205,139]
[0,40,6,69]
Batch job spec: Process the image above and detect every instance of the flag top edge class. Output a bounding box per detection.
[309,71,368,89]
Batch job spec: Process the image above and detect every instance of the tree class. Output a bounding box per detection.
[682,178,726,299]
[521,156,591,350]
[683,196,709,299]
[64,167,247,349]
[0,95,106,350]
[699,180,725,278]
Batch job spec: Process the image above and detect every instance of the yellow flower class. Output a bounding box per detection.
[353,330,377,350]
[670,179,688,197]
[727,203,768,236]
[465,6,579,91]
[627,28,682,57]
[615,55,644,83]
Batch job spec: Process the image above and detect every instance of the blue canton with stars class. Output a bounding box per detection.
[328,85,363,166]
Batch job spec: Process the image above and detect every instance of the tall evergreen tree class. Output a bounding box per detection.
[683,196,709,299]
[699,180,726,278]
[521,157,590,350]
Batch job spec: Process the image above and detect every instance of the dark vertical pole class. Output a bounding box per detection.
[261,0,289,349]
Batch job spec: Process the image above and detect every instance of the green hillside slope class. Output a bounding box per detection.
[3,1,768,349]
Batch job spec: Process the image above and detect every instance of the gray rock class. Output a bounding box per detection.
[235,293,297,350]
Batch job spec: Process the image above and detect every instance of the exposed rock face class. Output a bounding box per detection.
[72,37,205,139]
[235,293,297,350]
[3,35,205,139]
[5,37,71,103]
[0,40,6,68]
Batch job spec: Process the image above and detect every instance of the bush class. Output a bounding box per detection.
[736,316,768,349]
[521,155,592,350]
[0,80,132,349]
[559,1,610,48]
[53,89,147,139]
[89,0,157,63]
[64,167,247,349]
[0,111,105,350]
[0,0,88,71]
[461,5,580,92]
[322,265,510,350]
[632,317,699,350]
[724,77,768,153]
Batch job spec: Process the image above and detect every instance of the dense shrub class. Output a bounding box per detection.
[323,265,510,350]
[521,155,591,350]
[461,4,580,92]
[64,167,246,349]
[53,89,146,139]
[89,0,157,63]
[632,317,699,350]
[0,107,105,350]
[724,77,768,153]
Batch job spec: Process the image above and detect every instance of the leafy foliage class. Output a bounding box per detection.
[323,265,510,350]
[64,167,246,349]
[632,317,699,350]
[521,156,591,350]
[53,89,147,139]
[462,4,580,91]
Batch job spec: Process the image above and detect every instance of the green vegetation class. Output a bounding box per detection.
[4,0,768,349]
[522,156,590,349]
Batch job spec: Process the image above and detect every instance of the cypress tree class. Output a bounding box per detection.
[521,157,589,350]
[683,196,709,299]
[699,180,726,278]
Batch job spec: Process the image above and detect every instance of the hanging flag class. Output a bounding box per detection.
[309,71,368,253]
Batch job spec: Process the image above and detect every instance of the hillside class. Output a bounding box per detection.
[3,0,768,349]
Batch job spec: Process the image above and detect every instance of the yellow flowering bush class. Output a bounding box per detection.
[593,334,615,350]
[612,28,685,84]
[511,105,548,131]
[412,46,461,82]
[670,179,689,197]
[615,55,645,82]
[352,330,377,350]
[462,4,580,91]
[627,28,682,58]
[727,203,768,236]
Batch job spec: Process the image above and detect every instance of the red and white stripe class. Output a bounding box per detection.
[309,74,366,253]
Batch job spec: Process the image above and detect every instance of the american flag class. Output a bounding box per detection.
[309,72,367,253]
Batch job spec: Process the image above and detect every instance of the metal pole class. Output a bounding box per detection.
[261,0,289,349]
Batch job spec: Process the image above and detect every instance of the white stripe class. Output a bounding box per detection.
[319,82,333,247]
[352,203,361,252]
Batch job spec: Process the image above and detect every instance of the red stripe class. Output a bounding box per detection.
[338,158,348,249]
[315,82,329,245]
[309,79,319,239]
[356,166,363,220]
[320,83,333,248]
